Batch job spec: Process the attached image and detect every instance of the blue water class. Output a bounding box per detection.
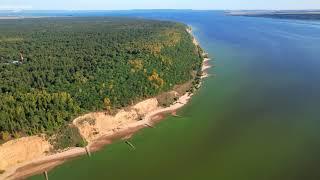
[29,11,320,180]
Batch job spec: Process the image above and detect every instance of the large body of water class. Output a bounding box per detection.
[30,11,320,180]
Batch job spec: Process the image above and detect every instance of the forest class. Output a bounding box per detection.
[0,17,203,142]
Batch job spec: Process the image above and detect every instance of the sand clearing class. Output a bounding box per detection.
[74,98,159,142]
[3,147,87,180]
[0,136,52,171]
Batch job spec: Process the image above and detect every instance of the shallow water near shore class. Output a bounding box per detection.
[30,11,320,180]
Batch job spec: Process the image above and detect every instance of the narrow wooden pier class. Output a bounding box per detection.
[172,114,182,118]
[125,141,136,150]
[144,123,155,128]
[85,146,92,157]
[172,112,182,118]
[43,171,49,180]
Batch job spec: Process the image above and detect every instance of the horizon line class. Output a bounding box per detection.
[1,9,320,11]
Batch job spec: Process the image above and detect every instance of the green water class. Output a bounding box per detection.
[31,11,320,180]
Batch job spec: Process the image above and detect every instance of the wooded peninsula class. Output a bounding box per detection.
[0,17,203,146]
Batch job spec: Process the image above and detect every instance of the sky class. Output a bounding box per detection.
[0,0,320,10]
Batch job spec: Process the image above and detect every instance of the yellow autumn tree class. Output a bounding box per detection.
[148,70,165,89]
[129,59,144,73]
[0,131,11,141]
[104,97,112,112]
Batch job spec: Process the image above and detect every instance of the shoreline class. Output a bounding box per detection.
[0,26,212,180]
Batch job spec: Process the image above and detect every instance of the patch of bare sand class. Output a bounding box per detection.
[74,98,159,142]
[0,136,52,171]
[202,58,212,71]
[3,147,86,180]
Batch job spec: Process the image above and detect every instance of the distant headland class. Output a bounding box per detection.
[227,10,320,20]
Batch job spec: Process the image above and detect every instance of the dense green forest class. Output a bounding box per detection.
[0,17,202,141]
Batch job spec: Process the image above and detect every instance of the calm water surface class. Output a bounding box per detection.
[31,11,320,180]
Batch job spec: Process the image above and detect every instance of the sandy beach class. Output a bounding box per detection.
[1,92,198,180]
[0,27,212,180]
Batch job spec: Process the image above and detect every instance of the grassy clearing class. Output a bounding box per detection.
[157,80,194,107]
[157,91,178,107]
[49,126,87,151]
[77,117,96,126]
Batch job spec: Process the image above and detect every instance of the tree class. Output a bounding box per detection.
[0,131,11,141]
[104,97,112,112]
